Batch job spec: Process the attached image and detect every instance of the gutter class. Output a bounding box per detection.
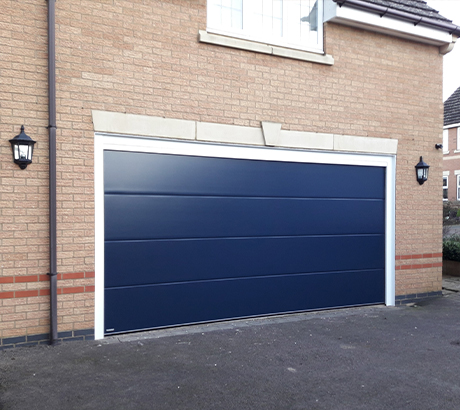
[334,0,460,37]
[47,0,58,345]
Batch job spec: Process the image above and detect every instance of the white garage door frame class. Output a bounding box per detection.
[93,113,397,340]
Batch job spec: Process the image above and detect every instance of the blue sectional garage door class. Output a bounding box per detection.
[104,150,385,335]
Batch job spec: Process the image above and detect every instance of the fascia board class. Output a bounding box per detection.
[444,123,460,129]
[324,0,452,46]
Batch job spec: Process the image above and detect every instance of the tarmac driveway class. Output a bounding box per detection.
[1,293,460,410]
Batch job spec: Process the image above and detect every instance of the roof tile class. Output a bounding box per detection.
[444,87,460,126]
[355,0,453,23]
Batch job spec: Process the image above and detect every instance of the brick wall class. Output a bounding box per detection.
[0,1,51,339]
[0,0,444,340]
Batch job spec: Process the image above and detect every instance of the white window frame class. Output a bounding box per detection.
[443,175,449,201]
[206,0,324,54]
[443,129,449,154]
[457,174,460,202]
[457,128,460,151]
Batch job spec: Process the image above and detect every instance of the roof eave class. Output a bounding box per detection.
[325,0,456,49]
[333,0,460,36]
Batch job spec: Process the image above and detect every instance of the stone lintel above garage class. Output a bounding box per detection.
[92,111,398,156]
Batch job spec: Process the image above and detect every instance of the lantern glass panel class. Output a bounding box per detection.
[19,145,29,160]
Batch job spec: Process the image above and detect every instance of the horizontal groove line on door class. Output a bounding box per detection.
[104,268,385,290]
[104,193,385,201]
[104,233,385,243]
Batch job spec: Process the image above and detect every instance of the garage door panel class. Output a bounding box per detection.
[105,235,385,288]
[104,149,386,335]
[104,151,385,200]
[104,269,385,334]
[105,195,385,240]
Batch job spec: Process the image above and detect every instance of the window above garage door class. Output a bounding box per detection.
[206,0,323,53]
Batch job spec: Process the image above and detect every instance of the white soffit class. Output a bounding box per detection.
[324,0,452,46]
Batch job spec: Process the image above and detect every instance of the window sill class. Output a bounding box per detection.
[198,30,334,66]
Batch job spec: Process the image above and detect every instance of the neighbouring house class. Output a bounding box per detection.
[443,86,460,202]
[1,0,459,348]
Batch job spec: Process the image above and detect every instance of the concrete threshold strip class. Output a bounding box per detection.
[102,304,390,345]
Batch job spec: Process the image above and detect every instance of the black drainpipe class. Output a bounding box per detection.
[47,0,58,345]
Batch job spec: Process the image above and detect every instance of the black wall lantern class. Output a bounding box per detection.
[9,125,36,169]
[415,156,429,185]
